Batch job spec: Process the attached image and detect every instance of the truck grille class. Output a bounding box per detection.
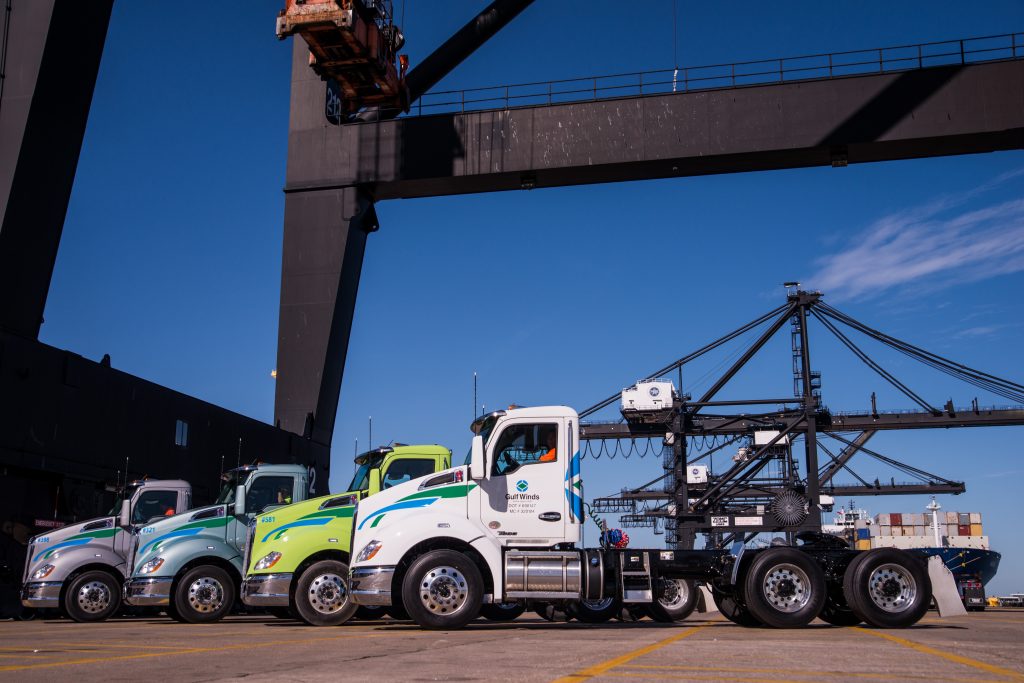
[243,517,257,574]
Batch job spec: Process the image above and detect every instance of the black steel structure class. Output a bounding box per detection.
[0,1,329,616]
[579,288,1024,548]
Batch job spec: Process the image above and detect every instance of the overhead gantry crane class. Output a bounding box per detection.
[580,286,1024,549]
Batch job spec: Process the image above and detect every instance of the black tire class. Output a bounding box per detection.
[402,550,484,630]
[843,548,930,628]
[615,605,647,622]
[535,601,572,622]
[818,593,862,626]
[711,588,762,627]
[64,570,122,623]
[569,597,620,623]
[355,605,389,620]
[743,548,826,628]
[647,578,698,623]
[173,565,235,624]
[293,559,357,627]
[479,601,526,622]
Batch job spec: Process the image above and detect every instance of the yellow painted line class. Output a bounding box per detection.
[622,664,1004,682]
[0,631,405,672]
[549,625,710,683]
[606,674,805,683]
[855,627,1024,681]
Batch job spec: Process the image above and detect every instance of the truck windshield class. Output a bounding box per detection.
[348,454,385,492]
[107,482,143,516]
[463,414,499,465]
[215,471,245,504]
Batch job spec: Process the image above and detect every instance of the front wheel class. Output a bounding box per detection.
[64,570,122,622]
[173,565,235,623]
[743,547,826,628]
[843,548,930,628]
[402,550,483,630]
[569,597,620,623]
[479,601,526,622]
[293,560,357,627]
[647,578,698,623]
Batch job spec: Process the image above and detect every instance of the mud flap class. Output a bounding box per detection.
[928,556,967,618]
[696,584,718,613]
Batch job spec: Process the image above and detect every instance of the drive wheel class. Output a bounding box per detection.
[64,570,122,623]
[843,548,930,628]
[712,587,762,627]
[402,550,483,630]
[569,597,620,623]
[173,566,235,623]
[480,601,526,621]
[355,605,389,620]
[743,548,826,628]
[818,592,862,626]
[647,578,698,623]
[293,560,357,626]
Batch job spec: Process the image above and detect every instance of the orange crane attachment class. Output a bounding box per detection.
[277,0,408,114]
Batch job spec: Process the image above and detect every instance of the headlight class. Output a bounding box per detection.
[254,551,282,571]
[139,557,165,574]
[355,540,383,563]
[31,564,55,580]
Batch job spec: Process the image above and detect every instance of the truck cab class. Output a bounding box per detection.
[242,444,450,625]
[124,463,309,623]
[21,479,191,622]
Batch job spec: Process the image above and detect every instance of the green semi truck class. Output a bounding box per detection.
[242,444,450,625]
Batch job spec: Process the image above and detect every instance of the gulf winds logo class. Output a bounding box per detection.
[516,480,529,492]
[506,479,539,501]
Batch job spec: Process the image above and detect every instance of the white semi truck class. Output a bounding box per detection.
[349,406,936,630]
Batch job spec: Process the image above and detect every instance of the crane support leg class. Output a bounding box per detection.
[273,187,377,445]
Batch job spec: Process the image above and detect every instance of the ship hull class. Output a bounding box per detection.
[909,547,1001,586]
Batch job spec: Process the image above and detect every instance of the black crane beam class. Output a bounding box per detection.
[620,481,966,501]
[286,59,1024,199]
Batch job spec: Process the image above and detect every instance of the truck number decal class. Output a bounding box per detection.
[308,466,317,495]
[140,526,156,534]
[260,516,275,524]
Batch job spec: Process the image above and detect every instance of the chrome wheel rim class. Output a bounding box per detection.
[419,565,468,616]
[187,576,225,613]
[580,597,614,610]
[762,563,811,613]
[868,563,917,613]
[658,579,688,608]
[308,573,348,615]
[77,580,111,614]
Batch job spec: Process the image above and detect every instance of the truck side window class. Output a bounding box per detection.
[491,423,558,476]
[133,490,179,524]
[246,476,294,513]
[382,459,435,489]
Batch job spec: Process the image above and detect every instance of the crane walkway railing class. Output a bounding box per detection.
[398,32,1023,119]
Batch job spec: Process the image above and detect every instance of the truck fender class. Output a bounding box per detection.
[143,540,244,586]
[38,546,128,585]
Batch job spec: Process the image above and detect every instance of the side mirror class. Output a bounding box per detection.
[235,484,247,516]
[119,499,131,527]
[368,468,382,493]
[469,435,485,481]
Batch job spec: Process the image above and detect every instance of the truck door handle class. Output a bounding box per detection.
[539,512,561,522]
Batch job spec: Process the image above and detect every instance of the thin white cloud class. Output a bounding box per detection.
[806,172,1024,301]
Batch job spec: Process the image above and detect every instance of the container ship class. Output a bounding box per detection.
[822,499,1000,610]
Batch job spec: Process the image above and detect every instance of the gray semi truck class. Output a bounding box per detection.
[21,479,192,622]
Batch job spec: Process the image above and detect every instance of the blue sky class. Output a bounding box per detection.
[46,2,1024,593]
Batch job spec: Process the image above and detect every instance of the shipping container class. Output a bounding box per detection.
[969,512,982,524]
[946,524,959,536]
[856,539,872,550]
[857,528,870,540]
[958,524,971,536]
[891,513,903,526]
[959,513,971,525]
[970,523,983,536]
[876,513,890,525]
[945,511,958,524]
[878,525,891,536]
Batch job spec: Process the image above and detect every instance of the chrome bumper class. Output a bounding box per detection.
[350,566,395,606]
[241,573,293,607]
[21,581,62,608]
[124,577,173,606]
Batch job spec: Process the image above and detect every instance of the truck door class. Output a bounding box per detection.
[477,419,568,546]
